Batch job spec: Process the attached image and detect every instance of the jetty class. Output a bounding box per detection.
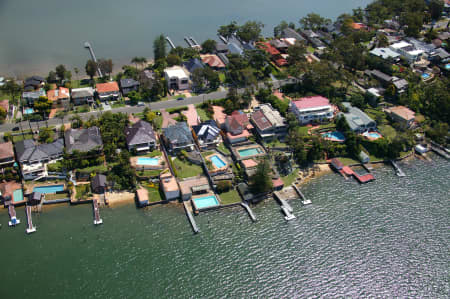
[241,202,257,222]
[430,141,450,160]
[342,166,375,183]
[183,201,199,234]
[83,42,103,77]
[273,192,296,221]
[25,205,36,234]
[8,204,20,227]
[293,184,311,205]
[189,37,200,47]
[165,36,176,49]
[92,199,103,225]
[390,160,406,177]
[184,36,194,47]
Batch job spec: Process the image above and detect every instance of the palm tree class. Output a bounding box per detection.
[131,57,140,69]
[140,57,147,69]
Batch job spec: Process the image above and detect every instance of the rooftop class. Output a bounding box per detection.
[47,87,70,102]
[96,82,120,93]
[0,141,14,160]
[200,54,226,68]
[292,96,331,111]
[64,127,103,153]
[386,106,415,121]
[125,120,156,146]
[164,66,189,79]
[120,78,140,88]
[160,172,179,192]
[71,87,94,98]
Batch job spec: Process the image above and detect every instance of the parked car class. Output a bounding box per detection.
[137,102,145,107]
[177,97,184,101]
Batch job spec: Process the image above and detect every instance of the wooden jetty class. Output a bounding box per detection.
[430,142,450,160]
[83,42,103,77]
[8,204,20,227]
[292,184,311,205]
[189,37,200,47]
[183,201,200,234]
[165,36,176,49]
[92,199,103,225]
[25,205,36,234]
[390,160,406,177]
[217,34,228,44]
[273,192,296,221]
[241,202,257,222]
[184,36,194,47]
[342,166,375,183]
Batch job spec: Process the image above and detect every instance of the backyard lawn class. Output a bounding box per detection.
[217,143,231,155]
[77,164,107,174]
[173,158,203,179]
[378,124,397,140]
[144,150,162,157]
[219,189,241,205]
[144,186,163,203]
[75,184,91,199]
[297,126,310,135]
[136,169,163,178]
[196,108,211,121]
[281,171,298,186]
[45,192,70,200]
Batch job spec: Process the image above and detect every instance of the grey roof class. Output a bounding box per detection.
[29,192,42,202]
[310,38,325,48]
[228,42,244,55]
[392,78,408,90]
[92,174,107,190]
[22,89,45,99]
[15,139,64,163]
[183,58,204,73]
[431,48,450,60]
[120,78,140,88]
[370,47,400,60]
[281,28,305,41]
[270,39,289,49]
[215,43,229,53]
[163,122,193,145]
[124,120,156,146]
[340,103,376,131]
[71,87,94,98]
[64,127,103,153]
[405,37,435,53]
[141,70,155,80]
[192,120,220,142]
[369,70,393,82]
[217,53,229,65]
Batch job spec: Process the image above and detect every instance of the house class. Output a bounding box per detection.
[281,28,306,42]
[385,106,415,128]
[257,42,288,66]
[23,76,45,92]
[224,111,253,144]
[290,96,334,125]
[28,192,42,205]
[367,70,393,86]
[216,53,229,65]
[270,39,289,53]
[227,42,244,55]
[339,103,376,133]
[389,41,424,63]
[200,54,226,70]
[192,120,221,149]
[64,127,103,154]
[47,87,70,110]
[22,89,46,106]
[0,181,23,205]
[369,48,401,61]
[250,104,287,142]
[164,66,190,90]
[139,70,155,90]
[120,78,140,96]
[162,122,194,152]
[215,42,229,54]
[358,151,370,164]
[91,174,107,194]
[15,139,64,179]
[71,87,95,106]
[160,171,180,200]
[392,77,408,94]
[429,48,450,63]
[0,141,15,168]
[96,82,120,101]
[183,58,204,74]
[124,120,157,153]
[366,70,408,93]
[179,176,209,200]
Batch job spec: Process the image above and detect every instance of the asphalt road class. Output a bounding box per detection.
[1,78,296,133]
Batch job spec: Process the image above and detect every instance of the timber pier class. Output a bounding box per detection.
[183,201,200,234]
[165,36,176,49]
[8,204,20,227]
[25,205,36,234]
[93,199,103,225]
[430,141,450,160]
[83,42,103,77]
[241,202,257,222]
[390,160,406,177]
[293,184,311,205]
[273,192,296,221]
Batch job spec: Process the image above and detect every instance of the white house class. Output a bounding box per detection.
[290,96,334,125]
[164,66,190,90]
[390,41,424,63]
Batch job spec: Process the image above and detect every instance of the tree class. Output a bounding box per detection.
[299,13,331,30]
[429,0,444,20]
[70,114,83,129]
[274,20,295,37]
[127,91,141,105]
[85,60,97,80]
[47,71,57,83]
[401,12,423,37]
[249,158,273,194]
[153,34,167,61]
[335,115,350,132]
[131,57,140,69]
[1,79,22,105]
[0,107,6,123]
[201,39,217,54]
[55,64,67,82]
[166,53,181,66]
[38,127,54,143]
[34,96,52,118]
[287,41,307,65]
[98,58,113,78]
[218,21,239,39]
[237,21,264,42]
[377,33,389,47]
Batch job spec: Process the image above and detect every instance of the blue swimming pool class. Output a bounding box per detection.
[367,132,382,139]
[210,155,226,169]
[33,184,64,194]
[24,108,34,114]
[137,157,160,166]
[192,195,220,210]
[422,73,430,79]
[13,189,24,203]
[238,147,263,158]
[322,131,345,141]
[445,64,450,70]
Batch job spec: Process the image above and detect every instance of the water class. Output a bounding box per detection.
[0,0,371,76]
[210,155,227,168]
[24,108,34,115]
[33,184,65,194]
[12,188,23,203]
[0,155,449,298]
[137,157,160,166]
[322,131,345,141]
[192,195,220,210]
[238,147,263,157]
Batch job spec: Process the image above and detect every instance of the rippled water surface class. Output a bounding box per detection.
[1,156,449,298]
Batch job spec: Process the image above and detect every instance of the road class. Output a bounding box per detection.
[0,78,296,133]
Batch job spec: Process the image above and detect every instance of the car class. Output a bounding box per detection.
[177,97,184,101]
[137,102,145,107]
[12,126,20,131]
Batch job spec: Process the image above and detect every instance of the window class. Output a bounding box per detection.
[181,79,188,84]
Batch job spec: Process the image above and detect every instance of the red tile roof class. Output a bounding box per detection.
[292,96,330,110]
[47,87,70,102]
[257,42,281,56]
[229,111,249,127]
[0,141,14,160]
[241,159,258,169]
[274,58,288,66]
[201,54,226,68]
[252,110,272,131]
[272,178,284,189]
[96,82,119,93]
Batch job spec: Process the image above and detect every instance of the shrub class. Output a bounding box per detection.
[217,181,232,193]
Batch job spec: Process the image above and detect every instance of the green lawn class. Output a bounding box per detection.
[201,151,215,158]
[196,108,211,121]
[281,172,298,186]
[218,73,226,83]
[144,186,163,203]
[267,139,288,148]
[217,143,231,155]
[144,150,162,157]
[297,126,310,135]
[12,133,34,142]
[47,161,63,172]
[307,46,315,53]
[111,102,126,108]
[173,158,203,179]
[75,184,91,198]
[378,124,397,140]
[136,169,163,178]
[335,157,360,165]
[77,164,107,174]
[218,189,241,205]
[153,115,163,130]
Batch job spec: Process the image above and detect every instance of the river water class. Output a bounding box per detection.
[0,155,448,298]
[0,0,371,76]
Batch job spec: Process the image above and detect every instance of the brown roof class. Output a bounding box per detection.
[0,181,21,200]
[47,87,70,102]
[201,54,226,68]
[0,100,9,113]
[241,159,258,169]
[251,110,272,131]
[160,172,179,192]
[0,142,14,160]
[387,106,415,121]
[96,82,120,93]
[179,176,209,195]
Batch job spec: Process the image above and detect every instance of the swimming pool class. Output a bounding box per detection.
[137,157,160,166]
[33,184,64,194]
[209,155,227,169]
[192,195,220,210]
[366,132,382,139]
[422,73,431,80]
[445,64,450,70]
[238,147,263,158]
[12,189,24,203]
[24,108,34,114]
[322,131,345,141]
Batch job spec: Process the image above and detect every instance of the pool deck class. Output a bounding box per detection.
[191,192,220,211]
[130,156,165,170]
[205,153,229,173]
[232,144,266,161]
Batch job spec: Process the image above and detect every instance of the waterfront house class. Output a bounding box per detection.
[119,78,140,96]
[192,120,221,149]
[91,174,107,194]
[257,42,288,67]
[23,76,45,92]
[270,39,289,53]
[71,87,95,106]
[200,54,226,70]
[216,53,229,66]
[162,122,194,152]
[228,42,244,56]
[64,127,103,154]
[47,87,70,110]
[215,42,229,54]
[96,82,120,101]
[339,103,376,133]
[281,28,306,42]
[164,66,190,90]
[15,138,64,179]
[183,58,204,74]
[0,141,15,169]
[250,104,287,142]
[160,171,180,200]
[224,111,253,144]
[139,70,155,90]
[124,120,157,153]
[290,96,334,125]
[385,106,415,129]
[179,176,209,200]
[22,89,46,106]
[28,192,42,205]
